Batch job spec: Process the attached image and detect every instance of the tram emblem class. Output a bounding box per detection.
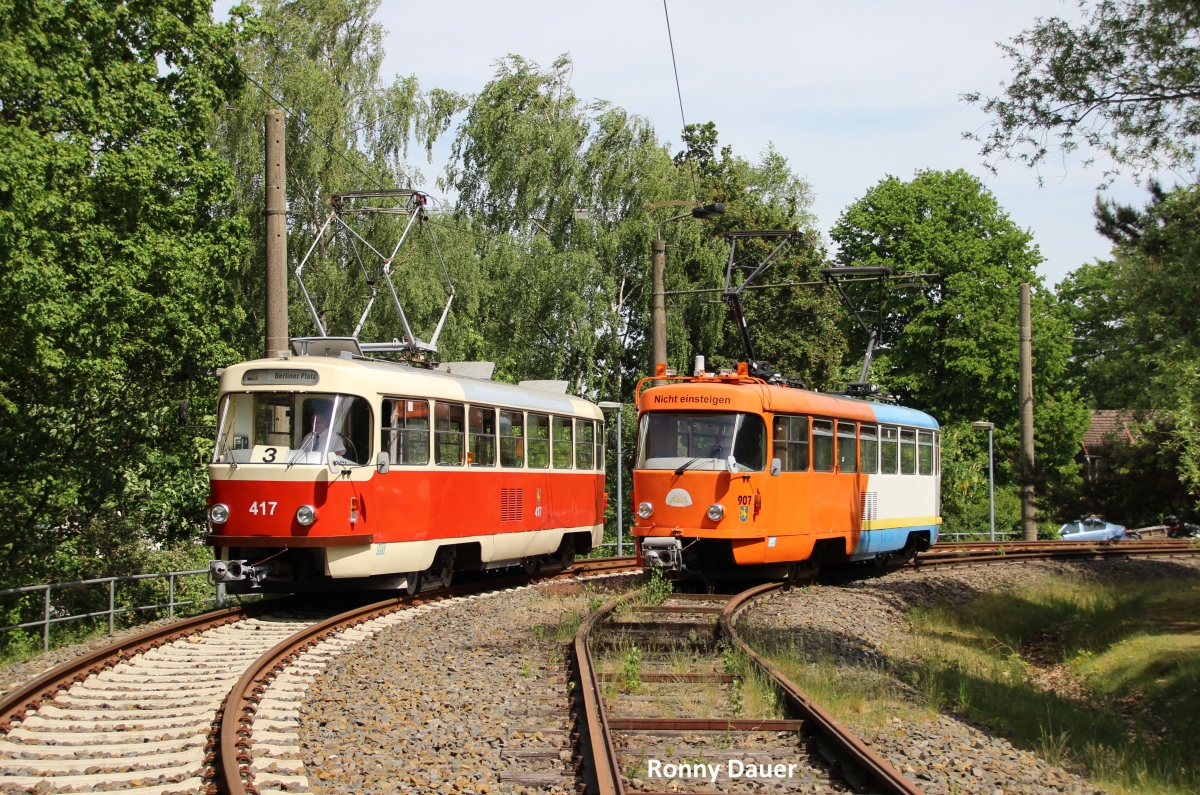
[535,488,542,518]
[665,488,692,507]
[739,505,749,522]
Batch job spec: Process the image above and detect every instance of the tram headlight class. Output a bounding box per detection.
[706,503,725,522]
[296,504,317,526]
[208,503,230,525]
[636,502,654,519]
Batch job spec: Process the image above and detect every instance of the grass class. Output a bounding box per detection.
[904,574,1200,795]
[740,626,933,730]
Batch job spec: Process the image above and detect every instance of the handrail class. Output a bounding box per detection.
[0,569,235,652]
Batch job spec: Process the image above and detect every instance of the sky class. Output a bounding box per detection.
[218,0,1162,289]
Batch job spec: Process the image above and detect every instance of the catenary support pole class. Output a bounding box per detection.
[265,109,289,358]
[1019,283,1037,541]
[616,409,624,557]
[651,239,667,373]
[987,426,995,542]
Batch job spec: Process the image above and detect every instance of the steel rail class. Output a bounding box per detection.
[223,557,641,795]
[0,597,295,733]
[721,582,925,795]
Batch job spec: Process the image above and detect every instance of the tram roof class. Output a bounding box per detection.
[218,355,604,420]
[638,379,939,429]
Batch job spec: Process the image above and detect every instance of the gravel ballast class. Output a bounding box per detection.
[745,557,1200,795]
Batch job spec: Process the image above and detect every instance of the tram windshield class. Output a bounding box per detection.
[213,392,373,466]
[637,412,766,472]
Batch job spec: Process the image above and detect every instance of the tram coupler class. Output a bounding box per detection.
[208,559,269,587]
[640,537,683,571]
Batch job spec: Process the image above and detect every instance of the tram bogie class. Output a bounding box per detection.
[632,366,941,578]
[206,354,606,594]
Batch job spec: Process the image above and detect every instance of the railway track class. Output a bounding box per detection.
[0,556,638,795]
[575,582,920,795]
[574,540,1200,795]
[1,539,1195,794]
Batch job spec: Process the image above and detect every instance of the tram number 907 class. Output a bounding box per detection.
[249,501,278,516]
[737,495,753,506]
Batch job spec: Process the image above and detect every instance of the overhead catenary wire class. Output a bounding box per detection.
[663,0,700,202]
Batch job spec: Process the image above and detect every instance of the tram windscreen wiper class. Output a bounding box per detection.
[675,445,721,476]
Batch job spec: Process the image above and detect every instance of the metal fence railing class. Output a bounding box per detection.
[0,571,227,652]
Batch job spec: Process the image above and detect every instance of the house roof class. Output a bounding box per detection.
[1081,410,1141,456]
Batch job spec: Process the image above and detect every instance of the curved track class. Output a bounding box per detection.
[0,557,638,795]
[574,540,1200,795]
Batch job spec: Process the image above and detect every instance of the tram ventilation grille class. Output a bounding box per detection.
[501,488,524,522]
[861,492,878,522]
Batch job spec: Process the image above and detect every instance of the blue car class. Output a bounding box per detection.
[1059,516,1126,541]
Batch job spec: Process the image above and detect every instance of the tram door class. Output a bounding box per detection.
[833,421,862,539]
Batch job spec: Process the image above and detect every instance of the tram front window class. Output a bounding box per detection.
[214,392,372,466]
[636,412,766,472]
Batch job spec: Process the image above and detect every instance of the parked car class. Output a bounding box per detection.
[1059,516,1126,541]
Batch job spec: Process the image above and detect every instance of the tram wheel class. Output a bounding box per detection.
[403,571,423,597]
[521,556,541,575]
[431,547,456,589]
[557,537,575,570]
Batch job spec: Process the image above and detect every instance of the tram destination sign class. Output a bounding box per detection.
[241,369,320,386]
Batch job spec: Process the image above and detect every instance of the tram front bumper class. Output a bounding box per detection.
[209,559,269,587]
[640,537,683,570]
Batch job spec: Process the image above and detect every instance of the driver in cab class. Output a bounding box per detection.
[300,409,346,457]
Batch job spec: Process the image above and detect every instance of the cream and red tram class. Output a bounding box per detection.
[206,355,606,593]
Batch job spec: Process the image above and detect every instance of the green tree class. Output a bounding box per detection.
[831,170,1088,532]
[0,0,248,585]
[212,0,463,351]
[1060,183,1200,507]
[967,0,1200,181]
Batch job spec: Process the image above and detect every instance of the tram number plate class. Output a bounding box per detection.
[249,501,278,516]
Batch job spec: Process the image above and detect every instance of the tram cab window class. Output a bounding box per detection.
[576,420,595,470]
[918,430,934,475]
[837,422,858,473]
[552,416,573,469]
[469,406,497,467]
[597,422,605,470]
[435,402,465,466]
[527,413,550,469]
[772,415,809,472]
[935,432,941,475]
[880,426,898,474]
[812,419,834,472]
[636,412,766,472]
[213,392,371,466]
[499,410,524,468]
[900,428,917,475]
[860,425,879,474]
[382,398,430,465]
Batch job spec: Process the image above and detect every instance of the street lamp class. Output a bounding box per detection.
[973,421,996,541]
[646,201,725,372]
[598,401,624,556]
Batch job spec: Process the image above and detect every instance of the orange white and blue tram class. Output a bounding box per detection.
[632,364,941,579]
[206,354,606,594]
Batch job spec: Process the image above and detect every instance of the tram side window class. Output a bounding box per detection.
[880,426,898,474]
[900,428,917,475]
[528,413,550,469]
[837,422,858,473]
[499,410,524,468]
[860,425,879,474]
[469,406,496,467]
[552,416,573,469]
[597,422,605,470]
[576,420,595,470]
[918,430,934,475]
[435,402,465,466]
[772,415,809,471]
[382,398,430,465]
[812,419,834,472]
[935,431,941,475]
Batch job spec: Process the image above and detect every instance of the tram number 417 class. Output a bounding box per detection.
[249,501,278,516]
